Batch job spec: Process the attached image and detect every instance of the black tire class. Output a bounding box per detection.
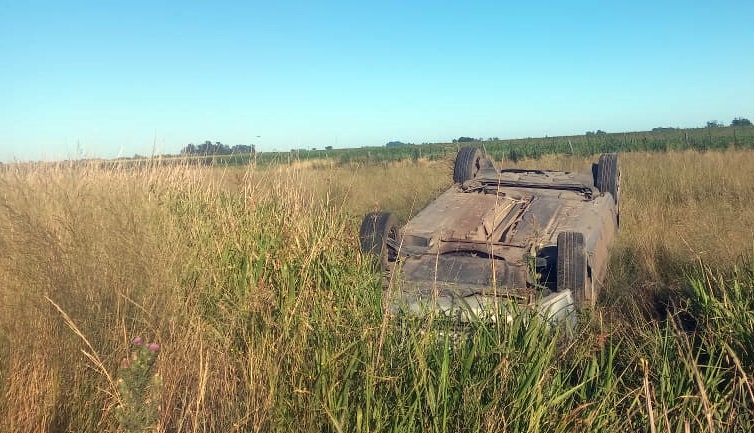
[557,232,592,306]
[454,147,483,183]
[596,153,620,207]
[359,211,399,271]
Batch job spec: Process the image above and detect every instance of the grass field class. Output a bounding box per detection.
[2,148,754,432]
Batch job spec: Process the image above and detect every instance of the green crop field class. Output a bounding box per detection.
[2,133,754,431]
[91,124,754,168]
[55,124,754,171]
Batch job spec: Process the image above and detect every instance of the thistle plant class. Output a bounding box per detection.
[115,337,162,433]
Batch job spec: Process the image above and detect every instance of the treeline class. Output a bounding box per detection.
[706,117,752,128]
[181,141,256,155]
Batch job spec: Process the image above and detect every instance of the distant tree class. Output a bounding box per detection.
[586,131,595,136]
[325,146,333,150]
[182,140,233,155]
[706,121,722,128]
[386,141,410,147]
[231,144,253,153]
[197,140,212,154]
[732,117,752,126]
[457,136,477,143]
[652,127,677,132]
[181,143,197,154]
[596,130,607,135]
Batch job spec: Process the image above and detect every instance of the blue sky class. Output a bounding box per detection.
[1,1,752,162]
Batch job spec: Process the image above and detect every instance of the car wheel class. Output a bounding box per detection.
[454,146,483,184]
[359,211,399,271]
[596,153,620,221]
[557,231,593,306]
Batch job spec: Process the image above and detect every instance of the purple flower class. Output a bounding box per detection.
[120,358,131,368]
[132,336,144,346]
[148,343,160,353]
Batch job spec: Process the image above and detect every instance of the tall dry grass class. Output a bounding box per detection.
[0,150,753,432]
[0,158,447,431]
[619,151,754,273]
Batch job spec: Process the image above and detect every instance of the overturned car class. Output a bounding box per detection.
[359,147,620,323]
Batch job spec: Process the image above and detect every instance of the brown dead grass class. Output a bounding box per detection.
[1,149,754,431]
